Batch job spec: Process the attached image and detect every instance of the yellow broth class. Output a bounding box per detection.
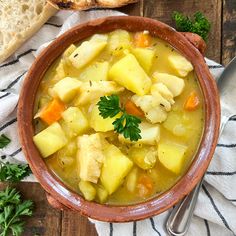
[34,30,204,205]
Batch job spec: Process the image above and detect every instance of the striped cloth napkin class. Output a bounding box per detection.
[0,10,235,236]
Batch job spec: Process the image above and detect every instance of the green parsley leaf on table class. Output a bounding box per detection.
[97,95,141,141]
[172,11,211,41]
[0,187,33,236]
[0,162,31,182]
[0,135,11,149]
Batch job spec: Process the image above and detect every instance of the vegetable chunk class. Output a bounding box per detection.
[168,53,193,77]
[132,48,155,72]
[38,98,66,125]
[33,122,67,158]
[79,62,109,82]
[79,181,96,201]
[52,77,81,103]
[90,104,121,132]
[62,107,89,136]
[77,134,105,183]
[158,142,187,174]
[75,81,124,105]
[152,72,185,97]
[109,54,152,96]
[69,34,108,69]
[107,29,131,56]
[100,144,133,194]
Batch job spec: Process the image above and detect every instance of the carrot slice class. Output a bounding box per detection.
[134,32,152,48]
[125,100,145,117]
[184,91,200,111]
[39,98,66,125]
[137,174,153,198]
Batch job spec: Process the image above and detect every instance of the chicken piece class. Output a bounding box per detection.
[77,134,105,183]
[151,83,175,105]
[131,93,171,123]
[75,81,124,106]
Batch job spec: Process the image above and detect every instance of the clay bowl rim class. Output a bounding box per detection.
[17,16,220,222]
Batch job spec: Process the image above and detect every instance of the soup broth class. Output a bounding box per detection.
[33,30,204,205]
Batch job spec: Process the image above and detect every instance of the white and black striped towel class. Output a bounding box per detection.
[0,10,235,236]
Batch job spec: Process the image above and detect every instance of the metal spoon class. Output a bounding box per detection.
[166,57,236,236]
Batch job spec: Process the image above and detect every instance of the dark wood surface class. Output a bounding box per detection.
[1,0,235,235]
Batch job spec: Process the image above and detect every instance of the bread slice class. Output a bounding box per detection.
[0,0,57,63]
[47,0,138,10]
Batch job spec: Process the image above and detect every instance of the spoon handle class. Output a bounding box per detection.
[166,178,204,236]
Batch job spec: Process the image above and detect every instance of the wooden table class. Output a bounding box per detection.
[1,0,235,235]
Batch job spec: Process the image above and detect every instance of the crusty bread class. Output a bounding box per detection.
[47,0,138,10]
[0,0,57,63]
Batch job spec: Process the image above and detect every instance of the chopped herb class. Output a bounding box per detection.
[0,135,11,149]
[73,53,78,58]
[172,11,211,41]
[97,95,141,141]
[0,187,34,236]
[0,162,31,182]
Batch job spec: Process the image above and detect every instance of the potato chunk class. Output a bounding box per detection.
[168,53,193,77]
[90,104,121,132]
[75,81,124,106]
[129,147,157,170]
[52,77,81,103]
[96,185,109,203]
[79,181,96,201]
[69,34,108,69]
[119,122,160,145]
[77,134,105,183]
[100,144,133,194]
[79,62,109,82]
[132,48,155,73]
[158,142,187,174]
[107,29,131,56]
[62,107,89,136]
[152,72,185,97]
[33,122,67,158]
[109,54,152,95]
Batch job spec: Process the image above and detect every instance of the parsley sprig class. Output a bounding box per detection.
[0,135,11,149]
[0,187,33,236]
[0,162,31,182]
[172,11,211,41]
[97,95,141,141]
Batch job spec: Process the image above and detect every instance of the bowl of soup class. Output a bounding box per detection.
[17,16,220,222]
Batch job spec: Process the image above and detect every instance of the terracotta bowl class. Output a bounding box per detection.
[17,16,220,222]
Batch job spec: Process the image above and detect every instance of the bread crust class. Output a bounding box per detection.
[0,3,57,64]
[47,0,138,10]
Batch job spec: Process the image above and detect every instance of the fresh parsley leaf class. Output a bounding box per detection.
[172,11,211,41]
[0,135,11,149]
[97,95,142,141]
[97,95,121,118]
[0,187,33,236]
[0,162,31,182]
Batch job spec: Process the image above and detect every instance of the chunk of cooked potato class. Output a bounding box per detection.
[75,81,124,106]
[79,181,96,201]
[62,107,89,136]
[90,104,121,132]
[33,122,67,158]
[158,141,187,174]
[100,144,133,194]
[168,53,193,77]
[132,48,155,73]
[79,62,109,82]
[52,77,81,103]
[152,72,185,97]
[109,54,152,96]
